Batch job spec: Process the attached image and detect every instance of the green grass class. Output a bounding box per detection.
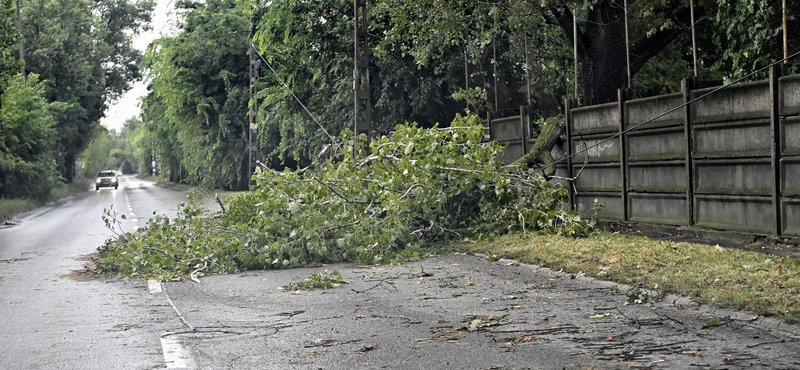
[458,231,800,324]
[0,198,39,222]
[0,181,88,222]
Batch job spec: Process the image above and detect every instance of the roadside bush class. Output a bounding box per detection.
[0,74,65,200]
[96,115,594,279]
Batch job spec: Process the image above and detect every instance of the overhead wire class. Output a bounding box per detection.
[249,42,338,146]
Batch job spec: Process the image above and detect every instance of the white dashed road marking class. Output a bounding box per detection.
[160,338,189,368]
[148,279,162,294]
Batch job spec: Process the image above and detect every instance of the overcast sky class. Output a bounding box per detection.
[99,0,176,132]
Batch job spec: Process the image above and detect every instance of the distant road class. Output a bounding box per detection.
[0,176,187,370]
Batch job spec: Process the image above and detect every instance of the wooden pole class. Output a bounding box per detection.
[524,31,531,107]
[15,0,25,75]
[492,8,498,111]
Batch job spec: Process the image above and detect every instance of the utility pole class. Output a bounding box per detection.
[524,31,531,107]
[353,0,371,144]
[784,0,788,63]
[573,6,578,101]
[249,43,259,185]
[492,8,498,111]
[15,0,25,75]
[690,0,697,77]
[623,0,630,89]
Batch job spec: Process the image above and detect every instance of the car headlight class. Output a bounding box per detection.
[96,179,101,183]
[111,178,117,183]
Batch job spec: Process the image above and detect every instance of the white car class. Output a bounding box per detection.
[95,170,119,190]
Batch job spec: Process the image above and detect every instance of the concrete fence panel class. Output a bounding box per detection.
[490,116,524,142]
[572,163,622,192]
[693,120,772,158]
[694,195,775,234]
[628,193,689,225]
[694,159,774,196]
[780,75,800,116]
[572,102,619,134]
[782,116,800,156]
[572,134,620,163]
[782,199,800,236]
[626,127,685,161]
[690,81,770,123]
[627,162,687,193]
[625,93,683,130]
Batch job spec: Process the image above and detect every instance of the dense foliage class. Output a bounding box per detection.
[0,74,65,199]
[0,0,20,79]
[138,0,250,189]
[133,0,799,186]
[18,0,153,182]
[97,119,594,279]
[1,0,151,201]
[76,121,138,179]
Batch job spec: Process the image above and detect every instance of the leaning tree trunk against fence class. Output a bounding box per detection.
[512,116,564,176]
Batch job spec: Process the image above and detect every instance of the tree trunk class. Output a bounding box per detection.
[553,1,695,105]
[63,153,75,183]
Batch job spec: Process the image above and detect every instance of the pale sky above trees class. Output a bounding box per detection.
[100,0,174,132]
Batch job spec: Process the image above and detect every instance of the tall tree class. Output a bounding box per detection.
[0,0,21,80]
[252,0,491,167]
[0,74,66,199]
[142,0,250,189]
[18,0,153,182]
[377,0,708,105]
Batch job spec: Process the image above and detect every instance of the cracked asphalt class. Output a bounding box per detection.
[161,253,800,369]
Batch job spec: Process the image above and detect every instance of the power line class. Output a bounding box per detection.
[250,42,336,144]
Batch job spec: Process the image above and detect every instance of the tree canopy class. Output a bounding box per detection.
[127,0,799,187]
[18,0,153,182]
[140,0,250,189]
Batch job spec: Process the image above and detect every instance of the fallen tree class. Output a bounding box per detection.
[96,114,594,280]
[512,116,565,177]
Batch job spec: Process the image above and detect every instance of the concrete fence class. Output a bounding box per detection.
[486,65,800,237]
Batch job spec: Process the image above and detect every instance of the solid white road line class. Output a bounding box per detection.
[160,337,189,368]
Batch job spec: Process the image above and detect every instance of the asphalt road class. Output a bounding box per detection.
[2,176,799,369]
[0,176,187,370]
[162,255,800,370]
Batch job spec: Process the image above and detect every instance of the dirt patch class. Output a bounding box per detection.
[600,221,800,258]
[63,268,99,282]
[74,253,100,262]
[62,253,102,282]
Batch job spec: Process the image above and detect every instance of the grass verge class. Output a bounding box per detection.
[458,231,800,324]
[0,198,38,222]
[0,181,88,223]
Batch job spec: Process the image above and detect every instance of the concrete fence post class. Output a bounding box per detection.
[487,111,493,140]
[682,77,696,226]
[618,89,631,221]
[770,65,785,236]
[565,98,577,210]
[520,105,529,154]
